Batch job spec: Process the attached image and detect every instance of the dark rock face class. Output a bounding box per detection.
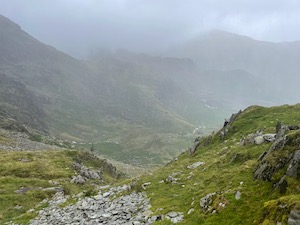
[286,150,300,178]
[254,122,300,196]
[254,162,276,181]
[274,176,288,194]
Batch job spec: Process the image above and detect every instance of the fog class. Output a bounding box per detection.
[1,0,300,58]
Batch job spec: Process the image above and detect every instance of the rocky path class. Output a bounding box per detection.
[28,185,155,225]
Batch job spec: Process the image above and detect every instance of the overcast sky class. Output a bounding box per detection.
[1,0,300,58]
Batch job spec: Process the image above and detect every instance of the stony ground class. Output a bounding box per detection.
[28,185,154,225]
[0,129,61,151]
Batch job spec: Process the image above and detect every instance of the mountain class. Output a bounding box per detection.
[167,30,300,104]
[0,15,228,166]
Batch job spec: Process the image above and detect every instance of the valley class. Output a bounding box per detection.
[0,13,300,225]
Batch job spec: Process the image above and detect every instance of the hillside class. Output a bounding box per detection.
[0,15,228,166]
[132,104,300,224]
[3,104,300,224]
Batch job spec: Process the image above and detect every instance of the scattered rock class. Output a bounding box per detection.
[235,191,241,200]
[200,192,216,212]
[165,211,184,224]
[142,182,152,190]
[71,163,102,184]
[187,161,205,169]
[29,186,153,225]
[70,175,86,184]
[165,172,181,184]
[187,208,194,214]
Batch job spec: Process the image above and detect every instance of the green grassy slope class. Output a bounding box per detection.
[133,104,300,224]
[0,148,120,224]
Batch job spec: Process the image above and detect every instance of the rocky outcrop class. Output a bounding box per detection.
[200,192,216,212]
[286,150,300,178]
[71,162,102,184]
[254,122,300,195]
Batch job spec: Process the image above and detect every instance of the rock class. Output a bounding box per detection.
[274,175,288,194]
[235,191,241,200]
[288,210,300,225]
[189,140,201,155]
[254,162,275,181]
[166,212,184,224]
[103,191,111,198]
[70,175,86,184]
[142,182,151,190]
[187,161,205,169]
[244,130,264,145]
[29,185,153,225]
[187,208,194,214]
[254,136,265,144]
[276,122,290,139]
[288,125,300,130]
[200,192,216,212]
[165,172,180,184]
[286,150,300,178]
[263,134,276,142]
[166,211,178,218]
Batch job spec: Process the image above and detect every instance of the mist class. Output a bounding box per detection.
[1,0,300,58]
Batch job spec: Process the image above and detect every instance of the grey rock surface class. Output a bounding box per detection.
[288,210,300,225]
[29,185,153,225]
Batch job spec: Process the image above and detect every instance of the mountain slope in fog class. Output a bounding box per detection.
[167,30,300,104]
[0,15,225,165]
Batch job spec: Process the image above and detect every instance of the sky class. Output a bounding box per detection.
[1,0,300,58]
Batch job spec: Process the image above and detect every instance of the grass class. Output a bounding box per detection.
[131,104,300,225]
[0,149,118,224]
